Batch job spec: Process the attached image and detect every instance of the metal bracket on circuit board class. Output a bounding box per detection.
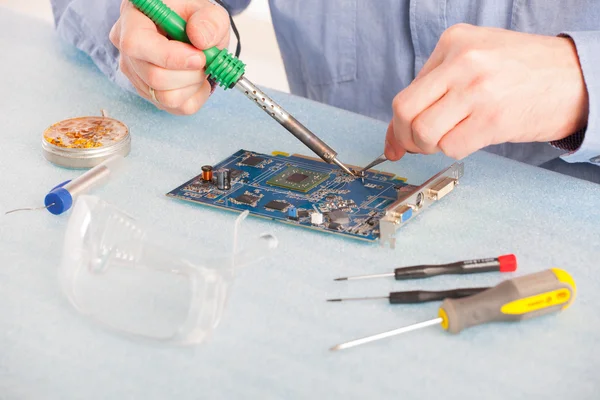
[379,162,464,249]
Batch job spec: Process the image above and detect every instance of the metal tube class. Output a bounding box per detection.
[63,165,111,197]
[235,77,337,163]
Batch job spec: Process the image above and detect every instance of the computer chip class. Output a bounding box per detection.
[264,200,289,211]
[230,169,245,179]
[329,210,350,225]
[232,192,261,206]
[298,210,310,218]
[266,167,330,193]
[286,173,308,183]
[241,155,264,167]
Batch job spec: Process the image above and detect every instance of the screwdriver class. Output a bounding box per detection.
[327,287,488,304]
[330,268,576,351]
[334,254,517,281]
[128,0,354,176]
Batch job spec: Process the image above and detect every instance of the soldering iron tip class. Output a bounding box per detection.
[334,277,347,281]
[326,298,342,302]
[331,158,355,177]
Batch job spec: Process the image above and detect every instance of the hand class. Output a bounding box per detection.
[110,0,230,115]
[384,24,589,161]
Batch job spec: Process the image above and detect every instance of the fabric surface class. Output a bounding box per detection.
[1,10,600,400]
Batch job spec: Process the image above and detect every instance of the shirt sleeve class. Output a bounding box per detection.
[50,0,135,92]
[555,31,600,166]
[219,0,252,15]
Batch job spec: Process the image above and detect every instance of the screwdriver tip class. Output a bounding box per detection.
[334,277,347,281]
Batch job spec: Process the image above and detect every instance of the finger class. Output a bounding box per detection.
[391,63,452,153]
[130,59,206,91]
[120,0,130,14]
[410,89,472,154]
[415,45,445,81]
[153,83,205,110]
[185,1,231,50]
[109,18,122,48]
[120,5,206,70]
[121,57,154,101]
[121,57,166,110]
[384,120,407,161]
[438,116,490,160]
[169,79,213,116]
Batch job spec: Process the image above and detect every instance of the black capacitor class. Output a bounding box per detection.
[215,168,231,190]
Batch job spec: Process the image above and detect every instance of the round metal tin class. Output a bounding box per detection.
[42,113,131,169]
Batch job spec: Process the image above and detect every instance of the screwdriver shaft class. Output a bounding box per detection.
[327,296,389,302]
[330,318,443,351]
[334,272,395,281]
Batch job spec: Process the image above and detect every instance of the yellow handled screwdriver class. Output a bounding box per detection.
[330,268,576,351]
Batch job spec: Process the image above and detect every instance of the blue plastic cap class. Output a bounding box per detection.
[45,187,73,215]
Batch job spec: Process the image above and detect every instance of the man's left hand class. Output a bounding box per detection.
[385,24,589,161]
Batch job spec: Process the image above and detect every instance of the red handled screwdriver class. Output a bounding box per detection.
[334,254,517,281]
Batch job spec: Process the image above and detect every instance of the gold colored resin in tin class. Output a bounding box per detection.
[44,117,128,149]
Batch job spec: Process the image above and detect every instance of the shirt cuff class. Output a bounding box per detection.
[557,31,600,165]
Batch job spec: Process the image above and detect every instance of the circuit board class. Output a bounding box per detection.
[167,149,424,242]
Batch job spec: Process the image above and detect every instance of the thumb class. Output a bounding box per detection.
[186,1,230,50]
[384,120,406,161]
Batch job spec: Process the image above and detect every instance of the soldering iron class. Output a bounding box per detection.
[128,0,355,176]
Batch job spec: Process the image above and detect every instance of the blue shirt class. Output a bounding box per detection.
[50,0,600,183]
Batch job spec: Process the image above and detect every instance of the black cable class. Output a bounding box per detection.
[213,0,241,57]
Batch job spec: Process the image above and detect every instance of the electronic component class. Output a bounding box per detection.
[328,222,342,230]
[215,168,231,190]
[428,177,457,200]
[232,192,261,207]
[230,169,245,180]
[328,210,349,225]
[167,149,464,245]
[241,155,265,167]
[298,210,310,218]
[288,206,298,220]
[266,167,330,193]
[364,183,383,190]
[311,212,324,225]
[394,205,413,223]
[201,165,213,182]
[264,200,289,211]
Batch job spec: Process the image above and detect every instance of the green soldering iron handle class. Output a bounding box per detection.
[128,0,245,89]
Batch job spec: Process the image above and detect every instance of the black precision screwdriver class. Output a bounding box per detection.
[327,287,488,304]
[334,254,517,281]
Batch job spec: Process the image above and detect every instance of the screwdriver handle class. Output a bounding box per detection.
[439,268,576,334]
[394,254,517,280]
[128,0,245,89]
[389,287,488,304]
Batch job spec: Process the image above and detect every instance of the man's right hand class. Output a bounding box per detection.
[110,0,231,115]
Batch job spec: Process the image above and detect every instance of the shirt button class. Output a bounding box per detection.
[590,156,600,163]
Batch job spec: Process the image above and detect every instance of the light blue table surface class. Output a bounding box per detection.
[1,9,600,400]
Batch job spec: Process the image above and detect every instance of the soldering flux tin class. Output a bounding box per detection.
[42,110,131,168]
